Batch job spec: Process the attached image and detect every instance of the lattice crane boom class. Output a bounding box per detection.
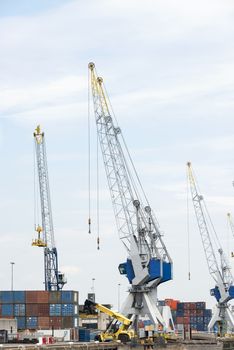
[33,125,66,291]
[89,63,171,268]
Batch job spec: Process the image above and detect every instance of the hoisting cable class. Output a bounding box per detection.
[88,66,91,234]
[186,168,191,280]
[96,126,100,250]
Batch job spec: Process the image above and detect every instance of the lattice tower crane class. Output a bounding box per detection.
[187,162,234,334]
[88,63,174,333]
[33,125,66,291]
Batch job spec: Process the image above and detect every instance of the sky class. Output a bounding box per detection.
[0,0,234,312]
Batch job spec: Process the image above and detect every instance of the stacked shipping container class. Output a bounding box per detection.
[0,291,79,331]
[176,302,212,331]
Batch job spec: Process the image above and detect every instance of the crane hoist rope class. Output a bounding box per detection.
[88,62,174,334]
[32,125,66,291]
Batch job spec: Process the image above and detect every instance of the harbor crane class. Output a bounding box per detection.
[33,125,66,291]
[187,162,234,334]
[88,62,174,333]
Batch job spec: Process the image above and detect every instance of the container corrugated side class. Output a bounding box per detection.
[0,292,13,304]
[49,317,62,329]
[62,316,73,328]
[16,317,26,329]
[49,291,61,304]
[49,304,61,316]
[38,317,50,329]
[1,304,13,316]
[13,291,25,303]
[26,316,38,329]
[14,304,25,317]
[26,304,39,316]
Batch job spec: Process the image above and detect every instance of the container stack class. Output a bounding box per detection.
[176,302,212,332]
[0,290,79,332]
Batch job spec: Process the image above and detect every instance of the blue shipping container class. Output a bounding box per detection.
[204,309,212,317]
[176,310,184,317]
[17,317,26,329]
[26,317,38,328]
[13,291,25,303]
[0,291,13,303]
[79,328,91,342]
[61,304,74,316]
[61,291,73,303]
[49,304,61,316]
[2,304,13,316]
[14,304,25,316]
[177,303,184,310]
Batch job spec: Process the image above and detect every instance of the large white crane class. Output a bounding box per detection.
[33,125,66,291]
[88,63,174,333]
[187,162,234,335]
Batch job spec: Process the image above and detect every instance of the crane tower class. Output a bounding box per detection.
[33,125,66,291]
[88,63,174,333]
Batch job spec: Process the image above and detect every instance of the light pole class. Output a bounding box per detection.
[118,283,121,311]
[10,262,15,291]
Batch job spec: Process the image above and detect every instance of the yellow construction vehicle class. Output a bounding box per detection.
[84,299,135,343]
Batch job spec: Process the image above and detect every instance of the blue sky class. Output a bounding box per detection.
[0,0,234,311]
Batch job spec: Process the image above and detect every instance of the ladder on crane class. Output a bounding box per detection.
[88,62,174,334]
[33,125,66,291]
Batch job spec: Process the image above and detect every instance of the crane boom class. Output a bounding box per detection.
[89,63,174,333]
[33,126,66,291]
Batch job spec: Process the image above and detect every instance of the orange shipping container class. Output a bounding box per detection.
[165,299,179,311]
[38,317,50,329]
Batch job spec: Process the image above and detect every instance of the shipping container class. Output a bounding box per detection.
[26,316,38,329]
[61,291,74,303]
[61,304,74,316]
[13,291,25,303]
[14,304,25,317]
[26,291,39,304]
[204,309,212,317]
[165,299,179,311]
[38,317,50,329]
[62,316,73,328]
[49,292,61,304]
[0,292,13,304]
[79,327,91,342]
[2,304,13,317]
[195,302,206,309]
[49,317,62,329]
[177,303,184,310]
[49,304,61,316]
[16,317,26,329]
[37,291,49,303]
[26,304,38,316]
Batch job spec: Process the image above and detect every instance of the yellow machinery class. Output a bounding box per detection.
[32,225,47,247]
[84,299,135,343]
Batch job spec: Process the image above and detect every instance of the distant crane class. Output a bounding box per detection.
[187,162,234,335]
[89,63,174,333]
[227,213,234,257]
[33,125,66,291]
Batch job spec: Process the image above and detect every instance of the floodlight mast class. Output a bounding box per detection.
[88,62,174,333]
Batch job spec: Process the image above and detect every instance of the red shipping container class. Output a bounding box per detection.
[189,303,196,310]
[38,317,50,329]
[37,304,49,317]
[49,317,62,329]
[183,317,190,324]
[62,316,73,329]
[176,317,184,324]
[37,291,49,304]
[26,304,39,316]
